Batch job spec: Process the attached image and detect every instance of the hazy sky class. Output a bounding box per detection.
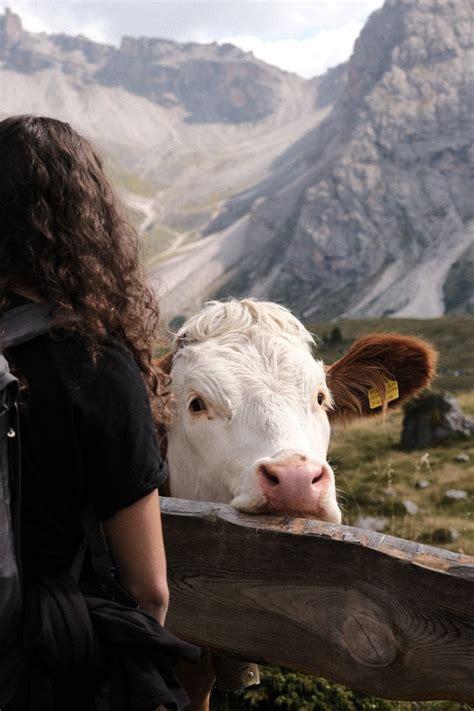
[7,1,384,78]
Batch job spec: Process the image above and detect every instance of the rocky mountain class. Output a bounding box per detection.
[155,0,474,320]
[1,1,473,320]
[0,7,301,124]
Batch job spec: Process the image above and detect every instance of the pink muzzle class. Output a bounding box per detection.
[256,453,334,518]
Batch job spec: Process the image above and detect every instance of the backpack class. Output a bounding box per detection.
[0,303,52,707]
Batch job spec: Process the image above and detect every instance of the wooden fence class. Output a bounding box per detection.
[161,497,474,703]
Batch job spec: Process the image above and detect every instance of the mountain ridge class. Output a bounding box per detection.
[0,8,306,124]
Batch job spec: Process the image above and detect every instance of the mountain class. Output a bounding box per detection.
[0,8,303,125]
[154,0,474,320]
[1,2,473,320]
[0,7,324,288]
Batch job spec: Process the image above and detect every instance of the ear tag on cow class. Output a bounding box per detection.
[368,379,399,409]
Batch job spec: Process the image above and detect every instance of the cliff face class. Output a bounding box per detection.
[207,0,474,319]
[96,37,296,123]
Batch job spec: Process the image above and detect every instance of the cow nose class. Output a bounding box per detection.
[259,462,324,488]
[256,454,333,516]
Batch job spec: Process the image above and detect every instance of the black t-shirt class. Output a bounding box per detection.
[6,294,168,587]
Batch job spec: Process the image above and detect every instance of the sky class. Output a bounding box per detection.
[5,1,384,78]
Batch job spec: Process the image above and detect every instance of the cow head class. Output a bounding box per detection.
[157,300,436,524]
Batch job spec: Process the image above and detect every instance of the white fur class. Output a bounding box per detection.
[166,299,341,523]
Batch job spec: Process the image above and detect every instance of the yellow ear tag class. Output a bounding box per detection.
[368,379,399,409]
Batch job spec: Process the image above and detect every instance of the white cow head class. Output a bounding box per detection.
[158,300,436,524]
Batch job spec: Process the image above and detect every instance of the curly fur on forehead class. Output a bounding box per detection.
[172,299,315,352]
[172,332,328,408]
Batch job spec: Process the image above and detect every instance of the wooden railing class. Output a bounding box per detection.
[161,497,474,702]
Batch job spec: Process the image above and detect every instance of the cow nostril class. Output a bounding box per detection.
[260,465,279,486]
[312,472,323,485]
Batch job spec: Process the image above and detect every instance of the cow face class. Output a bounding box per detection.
[166,332,340,522]
[159,300,437,525]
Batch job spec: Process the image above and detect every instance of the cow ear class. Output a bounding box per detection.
[325,333,437,423]
[154,352,173,375]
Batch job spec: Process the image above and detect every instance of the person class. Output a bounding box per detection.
[0,115,197,710]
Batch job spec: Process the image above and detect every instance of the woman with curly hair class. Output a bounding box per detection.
[0,115,198,710]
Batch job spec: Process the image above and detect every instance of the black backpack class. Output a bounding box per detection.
[0,303,53,707]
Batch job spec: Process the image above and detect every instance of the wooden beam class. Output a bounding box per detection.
[161,498,474,702]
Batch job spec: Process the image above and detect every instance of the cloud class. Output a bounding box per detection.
[7,0,384,75]
[222,21,366,78]
[168,1,384,45]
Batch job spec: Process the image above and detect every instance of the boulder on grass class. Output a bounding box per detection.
[401,392,474,450]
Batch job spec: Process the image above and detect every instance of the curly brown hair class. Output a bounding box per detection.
[0,114,170,421]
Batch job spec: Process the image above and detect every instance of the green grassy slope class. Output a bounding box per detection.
[331,392,473,554]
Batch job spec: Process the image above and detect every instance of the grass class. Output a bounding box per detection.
[330,391,474,555]
[143,224,180,262]
[105,159,159,198]
[181,191,228,214]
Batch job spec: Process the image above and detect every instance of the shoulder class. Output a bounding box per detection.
[89,338,143,385]
[61,336,149,406]
[49,336,155,443]
[44,332,143,381]
[19,331,150,411]
[10,327,152,418]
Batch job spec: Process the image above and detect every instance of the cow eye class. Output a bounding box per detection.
[189,396,207,413]
[317,392,325,406]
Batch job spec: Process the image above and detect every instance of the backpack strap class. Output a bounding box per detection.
[9,404,23,583]
[0,303,53,592]
[79,505,138,607]
[0,303,53,349]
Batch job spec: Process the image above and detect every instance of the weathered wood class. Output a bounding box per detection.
[161,497,474,702]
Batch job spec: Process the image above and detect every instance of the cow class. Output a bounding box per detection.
[156,298,437,710]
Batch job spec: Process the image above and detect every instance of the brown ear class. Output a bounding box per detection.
[326,333,437,423]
